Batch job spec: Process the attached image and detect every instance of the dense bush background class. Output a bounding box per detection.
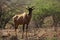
[0,0,60,29]
[0,0,60,40]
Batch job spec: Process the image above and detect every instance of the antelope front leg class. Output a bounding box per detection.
[22,24,25,39]
[26,24,28,39]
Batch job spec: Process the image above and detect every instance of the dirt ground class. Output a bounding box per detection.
[0,27,60,40]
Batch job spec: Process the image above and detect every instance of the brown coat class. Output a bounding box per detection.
[13,12,32,25]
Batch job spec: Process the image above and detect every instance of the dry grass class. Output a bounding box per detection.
[0,27,60,40]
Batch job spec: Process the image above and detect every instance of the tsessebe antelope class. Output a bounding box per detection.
[13,6,34,38]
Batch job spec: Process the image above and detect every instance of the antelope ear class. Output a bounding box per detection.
[31,6,35,9]
[26,6,29,9]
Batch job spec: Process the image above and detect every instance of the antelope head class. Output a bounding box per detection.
[26,6,35,15]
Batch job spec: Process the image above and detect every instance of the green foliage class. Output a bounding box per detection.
[0,0,60,28]
[30,0,60,27]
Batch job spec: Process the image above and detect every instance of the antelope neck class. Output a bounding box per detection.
[28,11,32,15]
